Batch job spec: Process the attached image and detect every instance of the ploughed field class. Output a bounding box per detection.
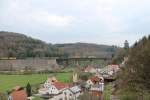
[0,72,72,92]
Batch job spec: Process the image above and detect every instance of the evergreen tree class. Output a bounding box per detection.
[26,82,32,97]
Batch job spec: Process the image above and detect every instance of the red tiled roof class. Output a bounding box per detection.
[89,76,101,83]
[107,65,119,71]
[13,86,21,91]
[47,76,58,83]
[108,65,119,69]
[10,87,27,100]
[53,82,69,90]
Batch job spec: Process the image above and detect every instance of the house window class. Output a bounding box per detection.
[8,96,12,100]
[64,92,67,95]
[70,94,72,96]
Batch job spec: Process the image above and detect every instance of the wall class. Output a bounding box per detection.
[0,58,58,71]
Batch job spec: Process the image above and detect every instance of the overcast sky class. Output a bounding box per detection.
[0,0,150,46]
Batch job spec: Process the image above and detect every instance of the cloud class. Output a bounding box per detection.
[92,0,150,33]
[31,11,74,27]
[47,15,74,26]
[0,0,150,46]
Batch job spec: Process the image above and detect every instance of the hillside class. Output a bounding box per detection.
[0,31,117,58]
[0,31,62,58]
[55,43,117,58]
[116,35,150,98]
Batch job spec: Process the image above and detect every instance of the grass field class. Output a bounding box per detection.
[0,72,72,92]
[103,84,111,100]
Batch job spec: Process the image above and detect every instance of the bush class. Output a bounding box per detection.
[78,92,100,100]
[79,72,93,81]
[31,84,40,94]
[0,92,7,100]
[119,93,150,100]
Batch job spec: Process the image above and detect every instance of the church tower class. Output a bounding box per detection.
[73,72,78,83]
[124,40,129,49]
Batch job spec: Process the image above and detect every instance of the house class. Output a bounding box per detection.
[99,64,119,76]
[69,86,82,99]
[39,82,70,100]
[84,65,97,73]
[49,82,69,94]
[38,88,49,95]
[44,76,58,88]
[86,75,104,93]
[40,81,69,95]
[86,76,101,86]
[39,76,63,95]
[8,86,28,100]
[44,85,82,100]
[49,86,82,100]
[95,67,101,72]
[38,76,83,100]
[104,65,119,76]
[107,65,119,73]
[49,88,71,100]
[86,79,94,86]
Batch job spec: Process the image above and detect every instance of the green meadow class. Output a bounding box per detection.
[0,72,72,92]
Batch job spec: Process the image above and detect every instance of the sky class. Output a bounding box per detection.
[0,0,150,46]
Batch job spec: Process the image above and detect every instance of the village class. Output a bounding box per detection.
[7,63,122,100]
[1,0,150,99]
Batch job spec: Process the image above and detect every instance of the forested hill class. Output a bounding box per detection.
[0,31,117,58]
[0,31,62,58]
[55,43,117,58]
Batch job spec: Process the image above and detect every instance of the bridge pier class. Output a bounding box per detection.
[56,57,111,66]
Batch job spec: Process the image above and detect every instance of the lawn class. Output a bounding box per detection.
[0,72,72,92]
[103,83,111,100]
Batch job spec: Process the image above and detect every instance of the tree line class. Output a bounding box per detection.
[0,31,64,58]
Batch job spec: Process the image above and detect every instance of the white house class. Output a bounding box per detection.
[86,79,94,86]
[49,88,73,100]
[47,82,69,95]
[86,76,101,86]
[48,84,60,94]
[69,86,82,99]
[49,86,82,100]
[39,77,69,95]
[99,82,104,92]
[100,64,120,76]
[86,75,104,93]
[107,65,120,73]
[38,88,49,94]
[84,65,97,73]
[44,76,58,88]
[38,76,82,100]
